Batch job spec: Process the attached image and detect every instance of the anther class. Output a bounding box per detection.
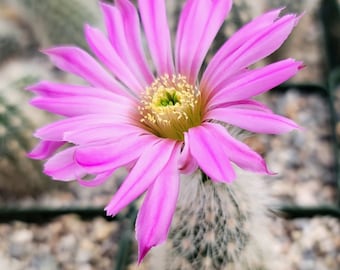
[138,74,202,140]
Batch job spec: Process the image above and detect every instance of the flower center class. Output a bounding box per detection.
[139,74,202,140]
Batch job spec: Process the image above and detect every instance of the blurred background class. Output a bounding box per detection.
[0,0,339,269]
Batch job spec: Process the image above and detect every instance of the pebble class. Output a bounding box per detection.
[9,229,33,258]
[78,238,99,263]
[10,229,33,243]
[91,217,118,242]
[29,254,58,270]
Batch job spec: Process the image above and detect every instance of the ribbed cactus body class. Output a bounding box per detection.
[20,0,98,48]
[0,80,55,197]
[0,36,20,63]
[150,170,278,270]
[0,0,101,197]
[0,0,99,51]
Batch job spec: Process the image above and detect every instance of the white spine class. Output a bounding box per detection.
[150,169,283,270]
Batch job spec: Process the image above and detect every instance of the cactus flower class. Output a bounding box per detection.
[28,0,302,262]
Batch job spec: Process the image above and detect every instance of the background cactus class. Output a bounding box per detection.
[20,0,99,48]
[0,78,52,197]
[0,0,100,198]
[0,0,100,50]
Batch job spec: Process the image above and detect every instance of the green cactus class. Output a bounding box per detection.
[0,0,99,52]
[0,94,42,197]
[168,174,249,269]
[149,169,277,270]
[0,0,101,197]
[0,35,21,63]
[22,0,98,48]
[0,76,61,197]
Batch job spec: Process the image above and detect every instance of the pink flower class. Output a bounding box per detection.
[28,0,302,262]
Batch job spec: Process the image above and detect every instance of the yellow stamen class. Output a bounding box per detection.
[139,74,202,140]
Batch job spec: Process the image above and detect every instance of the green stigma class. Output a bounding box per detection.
[159,91,181,107]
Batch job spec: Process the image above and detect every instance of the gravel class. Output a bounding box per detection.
[0,216,128,270]
[261,88,337,206]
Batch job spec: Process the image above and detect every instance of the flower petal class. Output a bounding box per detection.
[44,147,86,181]
[136,144,180,262]
[27,81,126,99]
[77,171,113,187]
[138,0,174,75]
[176,0,232,83]
[210,99,273,113]
[105,139,178,216]
[34,115,131,141]
[178,133,198,174]
[75,134,157,174]
[28,140,64,160]
[206,107,300,134]
[101,1,153,86]
[205,123,272,174]
[208,59,303,105]
[85,24,143,95]
[202,11,299,91]
[30,96,132,117]
[203,8,283,84]
[63,123,143,145]
[187,125,236,183]
[42,46,127,96]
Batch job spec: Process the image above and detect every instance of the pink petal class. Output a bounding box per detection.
[63,123,143,145]
[136,145,180,262]
[105,139,178,216]
[44,147,86,181]
[202,11,299,91]
[77,171,113,187]
[208,99,273,113]
[206,107,300,134]
[34,115,132,141]
[84,24,143,95]
[28,140,64,159]
[101,1,153,86]
[203,8,283,85]
[75,134,156,174]
[187,124,236,183]
[26,81,135,101]
[208,59,303,105]
[42,46,128,96]
[30,96,132,117]
[204,123,272,174]
[175,0,232,83]
[178,133,198,174]
[138,0,174,75]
